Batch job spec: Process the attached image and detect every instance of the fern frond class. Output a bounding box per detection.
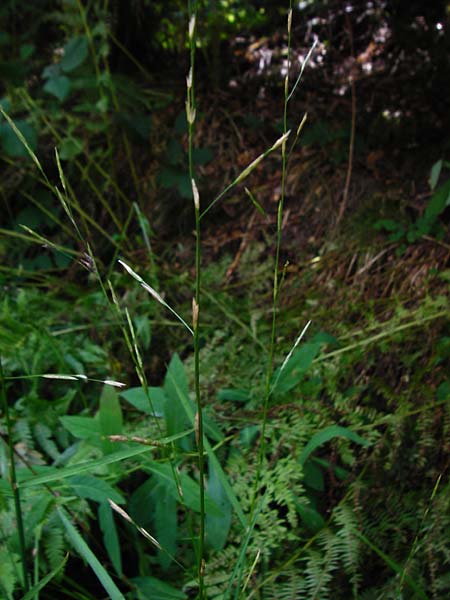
[43,513,66,571]
[0,545,20,600]
[263,567,307,600]
[305,529,340,600]
[334,503,361,597]
[34,422,60,461]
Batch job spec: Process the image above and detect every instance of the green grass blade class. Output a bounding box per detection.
[57,508,126,600]
[0,106,46,178]
[18,431,193,488]
[223,498,264,600]
[21,554,68,600]
[354,529,428,600]
[166,371,247,527]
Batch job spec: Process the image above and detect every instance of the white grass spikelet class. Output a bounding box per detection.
[192,178,200,211]
[108,499,133,523]
[189,14,196,39]
[103,379,126,388]
[186,67,193,90]
[270,130,291,152]
[118,259,144,284]
[42,374,78,381]
[278,320,312,375]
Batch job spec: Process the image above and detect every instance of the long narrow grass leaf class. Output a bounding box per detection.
[18,433,192,488]
[21,554,68,600]
[57,508,126,600]
[353,529,428,600]
[118,259,193,334]
[0,106,46,178]
[287,38,318,102]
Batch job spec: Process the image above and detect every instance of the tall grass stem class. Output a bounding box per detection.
[250,0,293,518]
[187,4,206,597]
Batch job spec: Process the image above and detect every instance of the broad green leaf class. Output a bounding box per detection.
[0,97,11,111]
[59,415,100,439]
[129,477,155,528]
[303,460,324,491]
[217,388,250,403]
[373,219,402,232]
[205,462,232,551]
[177,173,193,199]
[68,475,124,504]
[100,385,123,454]
[192,146,213,165]
[239,425,260,448]
[299,425,370,466]
[296,502,326,533]
[98,502,122,577]
[429,159,443,190]
[120,386,166,417]
[24,494,53,532]
[0,119,37,158]
[132,575,186,600]
[20,44,35,60]
[60,36,89,72]
[58,136,83,159]
[163,354,192,448]
[312,331,338,345]
[174,111,188,134]
[57,507,126,600]
[147,462,223,517]
[313,456,350,481]
[424,178,450,221]
[166,367,247,527]
[118,112,152,141]
[129,476,178,567]
[43,75,71,102]
[437,380,450,401]
[152,479,177,569]
[21,554,68,600]
[203,411,225,442]
[130,477,178,568]
[272,342,321,395]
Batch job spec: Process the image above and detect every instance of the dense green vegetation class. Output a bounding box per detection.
[1,1,449,599]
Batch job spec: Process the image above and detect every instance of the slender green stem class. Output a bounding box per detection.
[250,1,293,517]
[187,3,205,597]
[0,357,29,592]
